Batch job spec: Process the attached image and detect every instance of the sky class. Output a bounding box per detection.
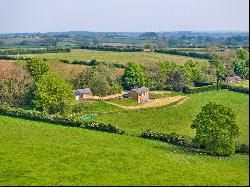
[0,0,249,33]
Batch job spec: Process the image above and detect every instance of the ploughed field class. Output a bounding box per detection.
[10,49,209,65]
[0,115,248,186]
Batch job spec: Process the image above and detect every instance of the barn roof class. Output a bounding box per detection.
[74,88,92,95]
[131,87,149,95]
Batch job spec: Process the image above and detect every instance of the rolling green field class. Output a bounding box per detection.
[11,49,209,65]
[0,115,248,186]
[77,91,249,144]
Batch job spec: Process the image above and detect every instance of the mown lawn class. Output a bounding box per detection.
[11,49,209,65]
[94,90,249,144]
[0,115,248,186]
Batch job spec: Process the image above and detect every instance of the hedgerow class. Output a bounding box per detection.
[80,45,143,52]
[0,105,125,134]
[220,83,249,94]
[183,85,218,94]
[154,49,211,59]
[0,47,70,55]
[141,130,248,154]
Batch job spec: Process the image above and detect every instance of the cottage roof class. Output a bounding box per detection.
[131,87,149,95]
[74,88,92,95]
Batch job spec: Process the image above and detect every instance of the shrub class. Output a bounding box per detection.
[0,105,125,134]
[184,85,218,94]
[221,83,249,94]
[0,47,70,55]
[141,130,193,148]
[191,102,239,156]
[154,49,211,59]
[26,58,49,81]
[235,144,249,154]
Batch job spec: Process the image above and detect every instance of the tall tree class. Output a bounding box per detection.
[121,62,146,90]
[210,57,226,90]
[26,57,49,81]
[33,73,73,114]
[234,48,249,79]
[0,62,33,106]
[191,102,239,156]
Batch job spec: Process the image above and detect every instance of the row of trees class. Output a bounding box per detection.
[0,48,248,115]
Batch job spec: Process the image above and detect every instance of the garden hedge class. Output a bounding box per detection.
[0,105,125,135]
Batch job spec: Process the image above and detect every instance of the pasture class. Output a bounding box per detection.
[76,90,249,144]
[11,49,209,65]
[0,115,248,186]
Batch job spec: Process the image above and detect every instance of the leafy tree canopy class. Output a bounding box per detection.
[33,73,73,114]
[191,102,239,156]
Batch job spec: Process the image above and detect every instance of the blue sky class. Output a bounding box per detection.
[0,0,249,33]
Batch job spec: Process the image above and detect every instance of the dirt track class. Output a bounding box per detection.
[105,95,188,110]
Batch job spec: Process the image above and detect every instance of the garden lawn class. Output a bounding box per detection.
[95,90,249,144]
[11,49,209,65]
[0,115,248,186]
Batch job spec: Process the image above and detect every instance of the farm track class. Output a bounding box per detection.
[105,95,188,109]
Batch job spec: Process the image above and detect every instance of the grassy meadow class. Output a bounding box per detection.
[0,115,248,186]
[11,49,209,65]
[75,90,249,144]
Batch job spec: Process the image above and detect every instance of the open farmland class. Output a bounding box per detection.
[11,49,209,65]
[0,115,248,186]
[85,91,248,144]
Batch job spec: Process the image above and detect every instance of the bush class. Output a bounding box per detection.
[191,102,239,156]
[235,144,249,154]
[221,83,249,94]
[154,49,211,59]
[0,105,125,134]
[80,45,143,52]
[0,47,70,55]
[141,130,193,148]
[184,85,218,94]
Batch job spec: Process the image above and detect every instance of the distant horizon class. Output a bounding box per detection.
[0,0,248,33]
[0,30,249,35]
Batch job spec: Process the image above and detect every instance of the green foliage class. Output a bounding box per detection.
[144,43,153,50]
[72,64,122,95]
[121,62,146,90]
[72,68,94,89]
[33,73,74,114]
[80,45,143,52]
[0,47,70,55]
[236,48,249,62]
[154,49,211,59]
[220,83,249,94]
[234,59,249,79]
[166,70,186,91]
[26,57,49,81]
[0,105,125,134]
[90,72,111,97]
[191,102,239,156]
[141,130,193,148]
[183,85,218,94]
[234,48,249,79]
[184,60,203,84]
